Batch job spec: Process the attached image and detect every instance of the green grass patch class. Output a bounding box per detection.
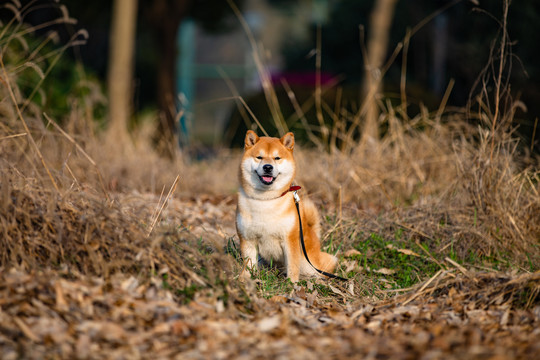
[351,232,441,289]
[254,265,294,298]
[254,265,336,300]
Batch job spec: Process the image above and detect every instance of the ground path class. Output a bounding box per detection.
[0,193,538,359]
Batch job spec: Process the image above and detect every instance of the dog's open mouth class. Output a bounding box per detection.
[258,174,275,185]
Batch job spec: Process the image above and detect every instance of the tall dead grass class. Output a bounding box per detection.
[0,0,538,288]
[0,2,245,305]
[241,0,540,268]
[293,101,539,268]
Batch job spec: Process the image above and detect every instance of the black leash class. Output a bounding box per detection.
[292,190,347,281]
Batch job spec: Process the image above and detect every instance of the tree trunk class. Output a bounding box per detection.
[144,0,190,158]
[107,0,138,145]
[154,18,182,158]
[361,0,398,145]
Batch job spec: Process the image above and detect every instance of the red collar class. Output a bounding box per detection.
[280,185,301,197]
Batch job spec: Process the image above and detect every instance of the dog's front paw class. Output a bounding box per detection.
[240,269,252,281]
[287,272,300,283]
[240,265,259,281]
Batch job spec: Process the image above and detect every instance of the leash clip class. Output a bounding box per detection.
[293,190,300,204]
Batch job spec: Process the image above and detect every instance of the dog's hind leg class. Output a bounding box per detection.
[316,252,338,274]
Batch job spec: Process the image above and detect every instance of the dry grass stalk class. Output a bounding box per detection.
[0,132,26,141]
[147,174,180,236]
[402,269,445,306]
[0,55,59,192]
[43,112,109,200]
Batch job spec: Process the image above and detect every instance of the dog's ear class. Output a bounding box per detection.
[280,132,294,151]
[245,130,259,149]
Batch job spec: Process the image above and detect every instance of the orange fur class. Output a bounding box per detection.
[236,130,338,282]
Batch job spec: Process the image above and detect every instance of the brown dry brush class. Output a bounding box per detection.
[455,0,540,267]
[0,0,537,295]
[0,166,242,301]
[297,100,540,268]
[0,116,242,306]
[290,0,540,269]
[454,132,540,266]
[412,271,540,311]
[0,3,244,307]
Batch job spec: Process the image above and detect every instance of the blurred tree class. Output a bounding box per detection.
[141,0,189,158]
[361,0,398,145]
[107,0,138,145]
[140,0,242,158]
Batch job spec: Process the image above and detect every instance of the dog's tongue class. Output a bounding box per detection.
[262,176,273,182]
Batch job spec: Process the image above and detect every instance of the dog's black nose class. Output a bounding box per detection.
[263,164,273,173]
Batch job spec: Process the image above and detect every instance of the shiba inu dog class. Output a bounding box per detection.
[236,130,338,282]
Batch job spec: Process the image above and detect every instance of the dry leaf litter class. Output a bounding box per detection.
[0,179,538,359]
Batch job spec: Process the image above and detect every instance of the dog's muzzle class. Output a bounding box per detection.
[257,164,275,185]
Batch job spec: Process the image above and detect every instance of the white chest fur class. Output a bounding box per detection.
[237,189,296,262]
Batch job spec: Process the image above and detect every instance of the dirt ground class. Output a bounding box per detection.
[1,194,538,360]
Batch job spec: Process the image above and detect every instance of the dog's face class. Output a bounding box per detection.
[240,130,296,198]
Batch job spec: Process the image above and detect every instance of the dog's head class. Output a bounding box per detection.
[239,130,296,199]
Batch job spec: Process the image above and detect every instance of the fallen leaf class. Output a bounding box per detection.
[373,268,396,275]
[54,281,68,310]
[151,322,171,335]
[171,320,191,337]
[75,334,92,357]
[329,284,347,297]
[14,317,40,342]
[269,295,288,304]
[348,282,355,296]
[344,249,362,257]
[257,316,281,333]
[396,248,421,257]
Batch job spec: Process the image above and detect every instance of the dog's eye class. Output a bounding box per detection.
[256,156,262,160]
[274,157,281,160]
